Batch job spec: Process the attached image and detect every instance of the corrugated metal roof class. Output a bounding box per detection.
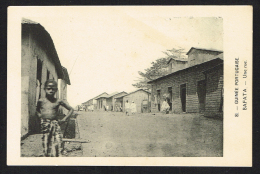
[95,93,110,100]
[62,66,71,85]
[215,53,223,60]
[186,47,223,55]
[22,18,39,24]
[82,92,109,104]
[106,92,119,98]
[22,18,64,79]
[167,57,188,64]
[113,91,128,98]
[114,89,150,99]
[148,57,223,84]
[93,92,108,99]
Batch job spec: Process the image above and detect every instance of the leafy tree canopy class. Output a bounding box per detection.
[132,47,186,90]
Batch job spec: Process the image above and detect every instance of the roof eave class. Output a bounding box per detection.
[148,58,223,84]
[167,58,188,64]
[186,47,223,55]
[118,89,151,97]
[61,67,71,85]
[22,20,64,79]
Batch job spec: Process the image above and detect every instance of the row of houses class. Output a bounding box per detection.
[21,19,71,137]
[82,47,223,117]
[82,89,151,113]
[148,47,223,116]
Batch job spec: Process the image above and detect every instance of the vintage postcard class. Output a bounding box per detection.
[7,6,252,166]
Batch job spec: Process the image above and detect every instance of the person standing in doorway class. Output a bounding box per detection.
[161,98,170,114]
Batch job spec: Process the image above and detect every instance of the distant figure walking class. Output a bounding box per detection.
[125,100,130,116]
[130,101,137,115]
[161,99,170,114]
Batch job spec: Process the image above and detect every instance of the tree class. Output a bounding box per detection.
[132,47,186,90]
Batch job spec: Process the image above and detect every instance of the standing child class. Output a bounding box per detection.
[36,79,74,157]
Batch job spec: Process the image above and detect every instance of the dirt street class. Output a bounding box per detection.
[77,111,223,157]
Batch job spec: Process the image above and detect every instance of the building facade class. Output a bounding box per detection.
[103,92,128,111]
[104,92,119,111]
[96,93,109,111]
[82,98,94,111]
[148,47,223,116]
[112,92,128,112]
[21,19,67,137]
[167,57,188,73]
[83,92,108,111]
[117,89,151,113]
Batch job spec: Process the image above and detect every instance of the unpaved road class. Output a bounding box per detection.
[77,111,223,157]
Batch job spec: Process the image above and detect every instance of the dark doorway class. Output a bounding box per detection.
[180,84,186,112]
[34,58,43,133]
[168,87,172,111]
[141,100,148,113]
[219,88,223,112]
[47,70,50,80]
[120,101,123,112]
[157,90,161,111]
[36,58,43,101]
[197,80,206,112]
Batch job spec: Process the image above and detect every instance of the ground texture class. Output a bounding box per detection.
[21,111,222,157]
[78,111,223,157]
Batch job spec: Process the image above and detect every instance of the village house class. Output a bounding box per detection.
[115,89,151,113]
[82,92,108,111]
[81,101,89,110]
[96,93,110,111]
[95,92,126,111]
[21,18,69,137]
[93,91,129,112]
[102,92,118,111]
[104,91,128,111]
[167,57,188,73]
[113,92,128,112]
[148,47,223,116]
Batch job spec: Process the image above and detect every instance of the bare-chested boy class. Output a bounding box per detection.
[36,79,74,157]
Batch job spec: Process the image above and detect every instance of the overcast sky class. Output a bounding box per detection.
[23,7,223,107]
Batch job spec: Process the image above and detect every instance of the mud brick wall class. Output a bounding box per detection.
[205,67,223,113]
[151,69,205,113]
[112,92,128,111]
[151,62,223,114]
[97,98,107,111]
[22,26,60,136]
[106,98,113,110]
[123,90,150,113]
[188,49,221,67]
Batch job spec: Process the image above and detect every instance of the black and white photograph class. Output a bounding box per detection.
[7,6,252,166]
